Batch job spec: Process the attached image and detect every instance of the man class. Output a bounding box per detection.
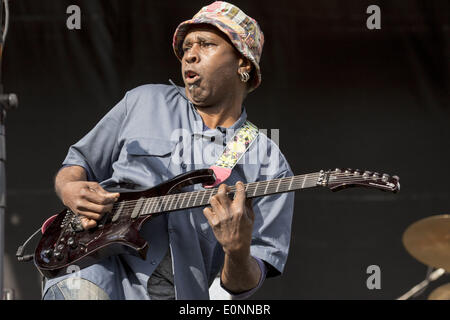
[43,1,294,300]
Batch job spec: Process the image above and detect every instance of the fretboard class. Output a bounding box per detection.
[128,172,322,217]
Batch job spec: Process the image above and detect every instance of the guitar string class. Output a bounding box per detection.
[102,173,397,215]
[142,176,395,214]
[108,173,322,211]
[109,174,395,213]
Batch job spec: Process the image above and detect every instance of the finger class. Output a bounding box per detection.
[215,184,231,206]
[203,206,218,226]
[80,216,97,230]
[76,208,104,221]
[209,196,223,214]
[84,184,120,205]
[233,181,247,205]
[77,201,114,216]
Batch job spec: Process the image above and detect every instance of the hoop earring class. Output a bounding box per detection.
[239,71,250,83]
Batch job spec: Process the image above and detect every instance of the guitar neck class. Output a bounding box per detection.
[137,172,322,217]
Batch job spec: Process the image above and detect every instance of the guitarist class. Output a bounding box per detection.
[43,1,295,300]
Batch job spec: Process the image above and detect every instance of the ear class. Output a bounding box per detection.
[238,56,253,74]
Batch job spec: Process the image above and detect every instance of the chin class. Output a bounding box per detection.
[186,87,211,106]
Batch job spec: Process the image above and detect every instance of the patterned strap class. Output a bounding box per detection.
[204,120,259,188]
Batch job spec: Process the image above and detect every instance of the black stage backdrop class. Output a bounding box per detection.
[2,0,449,300]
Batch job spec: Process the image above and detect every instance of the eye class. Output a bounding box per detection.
[201,41,214,47]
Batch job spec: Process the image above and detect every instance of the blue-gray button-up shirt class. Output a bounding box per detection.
[43,81,295,300]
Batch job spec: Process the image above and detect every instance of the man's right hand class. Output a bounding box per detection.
[60,181,120,230]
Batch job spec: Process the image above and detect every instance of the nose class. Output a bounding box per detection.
[183,43,200,64]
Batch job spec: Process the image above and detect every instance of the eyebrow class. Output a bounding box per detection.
[183,35,214,46]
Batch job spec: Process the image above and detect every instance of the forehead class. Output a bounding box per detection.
[182,24,232,45]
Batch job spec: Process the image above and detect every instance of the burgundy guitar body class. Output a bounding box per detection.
[34,169,216,278]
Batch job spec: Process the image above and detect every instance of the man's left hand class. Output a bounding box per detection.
[203,181,254,257]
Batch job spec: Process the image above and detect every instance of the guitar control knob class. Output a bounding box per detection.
[54,251,63,260]
[67,237,77,249]
[42,249,53,259]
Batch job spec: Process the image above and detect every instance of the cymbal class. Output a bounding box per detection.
[428,283,450,300]
[402,214,450,271]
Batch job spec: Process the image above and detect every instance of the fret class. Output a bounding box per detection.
[252,181,259,197]
[192,190,200,207]
[157,196,167,212]
[264,180,270,195]
[179,192,187,209]
[288,176,294,191]
[166,195,174,211]
[276,178,282,193]
[140,198,149,215]
[207,189,214,203]
[301,174,307,189]
[148,197,157,214]
[166,194,175,211]
[278,178,288,192]
[200,190,207,206]
[185,191,194,209]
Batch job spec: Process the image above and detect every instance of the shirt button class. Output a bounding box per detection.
[151,260,157,265]
[181,162,187,169]
[210,136,215,142]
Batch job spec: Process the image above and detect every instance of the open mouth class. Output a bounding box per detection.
[185,70,200,83]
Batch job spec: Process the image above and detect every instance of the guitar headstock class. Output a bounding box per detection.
[318,168,400,193]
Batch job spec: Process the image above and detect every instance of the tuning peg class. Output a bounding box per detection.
[354,169,362,175]
[373,172,380,178]
[382,174,390,182]
[363,171,371,178]
[392,175,399,180]
[334,168,342,173]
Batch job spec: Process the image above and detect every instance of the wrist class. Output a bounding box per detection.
[224,247,252,267]
[223,243,251,262]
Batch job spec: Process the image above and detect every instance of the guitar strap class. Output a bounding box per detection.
[203,120,259,188]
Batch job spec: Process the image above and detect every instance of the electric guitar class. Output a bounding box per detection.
[34,168,400,278]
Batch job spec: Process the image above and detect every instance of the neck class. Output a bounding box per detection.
[190,88,244,129]
[196,104,242,129]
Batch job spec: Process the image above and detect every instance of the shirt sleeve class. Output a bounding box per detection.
[219,256,268,300]
[61,94,128,182]
[250,158,295,278]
